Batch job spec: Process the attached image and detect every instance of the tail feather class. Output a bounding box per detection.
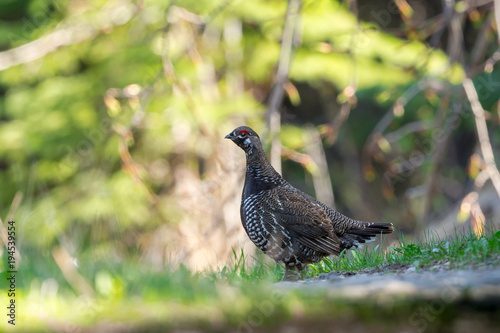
[341,222,394,249]
[350,222,394,235]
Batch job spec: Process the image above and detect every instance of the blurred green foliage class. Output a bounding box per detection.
[0,2,500,328]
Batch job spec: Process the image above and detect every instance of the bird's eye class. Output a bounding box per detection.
[238,130,249,137]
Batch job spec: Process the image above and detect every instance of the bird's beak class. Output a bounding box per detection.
[225,133,233,139]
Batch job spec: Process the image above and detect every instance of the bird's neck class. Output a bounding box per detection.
[243,146,286,199]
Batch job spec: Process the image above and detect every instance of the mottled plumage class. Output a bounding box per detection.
[225,126,394,281]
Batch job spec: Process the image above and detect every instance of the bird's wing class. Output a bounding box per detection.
[260,186,342,256]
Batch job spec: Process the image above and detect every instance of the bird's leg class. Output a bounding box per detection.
[281,266,300,282]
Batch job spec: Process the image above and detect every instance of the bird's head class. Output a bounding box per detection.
[225,126,261,154]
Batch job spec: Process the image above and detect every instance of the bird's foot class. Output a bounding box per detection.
[281,266,301,282]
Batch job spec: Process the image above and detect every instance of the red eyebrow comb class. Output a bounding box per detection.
[238,130,249,135]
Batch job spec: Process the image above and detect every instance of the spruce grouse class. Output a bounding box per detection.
[225,126,394,281]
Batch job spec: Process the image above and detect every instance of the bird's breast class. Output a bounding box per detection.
[241,193,269,248]
[240,192,296,262]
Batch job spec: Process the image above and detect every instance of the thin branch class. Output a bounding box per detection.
[447,6,467,65]
[376,0,493,38]
[429,0,454,47]
[363,79,447,164]
[484,47,500,73]
[281,147,313,165]
[327,94,354,145]
[422,96,457,224]
[469,14,494,71]
[463,78,500,200]
[0,0,138,71]
[5,192,23,226]
[370,81,427,136]
[422,5,469,224]
[53,246,95,297]
[384,120,434,143]
[266,0,301,174]
[305,126,336,209]
[326,0,358,146]
[464,0,500,202]
[483,0,500,72]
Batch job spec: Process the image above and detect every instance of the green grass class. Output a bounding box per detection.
[2,227,500,332]
[213,227,500,281]
[306,227,500,277]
